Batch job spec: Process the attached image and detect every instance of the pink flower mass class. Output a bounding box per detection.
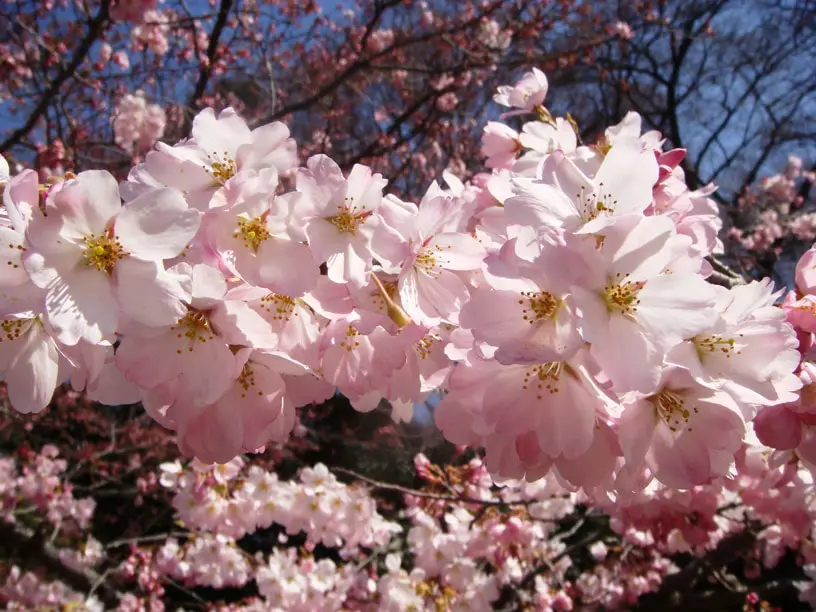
[0,65,809,493]
[1,60,816,610]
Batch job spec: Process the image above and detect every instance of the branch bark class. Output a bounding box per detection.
[0,521,122,608]
[0,1,112,154]
[186,0,235,116]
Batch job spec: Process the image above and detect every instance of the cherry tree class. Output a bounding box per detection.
[0,3,815,611]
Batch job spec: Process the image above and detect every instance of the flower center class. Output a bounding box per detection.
[577,184,617,221]
[327,201,371,235]
[237,363,263,399]
[522,362,564,399]
[603,273,644,316]
[693,334,742,360]
[81,234,127,274]
[414,241,453,278]
[339,324,361,352]
[259,293,297,322]
[0,317,36,342]
[234,216,269,252]
[520,291,560,324]
[170,310,216,353]
[415,334,437,359]
[206,154,237,185]
[650,388,698,433]
[415,250,439,277]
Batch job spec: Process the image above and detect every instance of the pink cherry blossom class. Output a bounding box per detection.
[112,91,167,155]
[208,169,318,297]
[571,216,720,393]
[460,239,584,364]
[22,171,200,345]
[293,155,387,287]
[389,187,485,327]
[493,67,549,114]
[619,366,746,489]
[129,107,297,211]
[481,122,520,169]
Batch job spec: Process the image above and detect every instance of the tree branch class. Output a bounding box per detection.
[0,1,112,154]
[0,521,122,608]
[332,466,546,508]
[187,0,235,111]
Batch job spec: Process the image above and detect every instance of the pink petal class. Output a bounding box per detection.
[649,427,712,489]
[6,327,60,413]
[116,188,200,260]
[618,399,658,468]
[305,217,353,264]
[176,340,237,406]
[142,144,214,194]
[459,288,531,342]
[50,170,121,238]
[593,138,658,216]
[209,300,278,349]
[283,373,335,408]
[0,226,31,287]
[241,121,297,172]
[46,268,118,345]
[190,264,227,306]
[255,238,319,297]
[115,258,188,327]
[326,241,370,288]
[88,361,142,405]
[431,233,486,270]
[754,404,802,450]
[177,401,243,464]
[191,107,251,159]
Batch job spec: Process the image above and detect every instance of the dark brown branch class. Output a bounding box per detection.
[635,525,763,610]
[0,1,112,154]
[0,521,122,609]
[332,466,546,508]
[257,2,506,125]
[187,0,235,111]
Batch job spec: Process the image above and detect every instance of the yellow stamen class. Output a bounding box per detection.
[81,234,127,274]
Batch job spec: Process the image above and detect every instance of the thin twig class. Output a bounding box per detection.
[332,467,544,508]
[0,1,112,153]
[0,521,122,608]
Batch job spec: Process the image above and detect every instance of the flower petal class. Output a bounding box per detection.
[46,268,118,345]
[116,188,200,260]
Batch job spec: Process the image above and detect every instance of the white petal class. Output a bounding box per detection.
[6,326,60,413]
[46,269,118,345]
[255,238,319,297]
[51,170,121,237]
[115,258,188,327]
[117,188,200,260]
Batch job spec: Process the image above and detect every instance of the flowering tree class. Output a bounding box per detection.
[2,2,816,611]
[0,0,617,195]
[572,0,816,197]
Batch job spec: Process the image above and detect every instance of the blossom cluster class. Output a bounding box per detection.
[112,91,168,156]
[0,567,104,612]
[0,446,104,611]
[135,455,669,610]
[728,155,816,254]
[7,443,816,610]
[767,246,816,466]
[158,456,400,550]
[0,443,96,530]
[0,66,806,500]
